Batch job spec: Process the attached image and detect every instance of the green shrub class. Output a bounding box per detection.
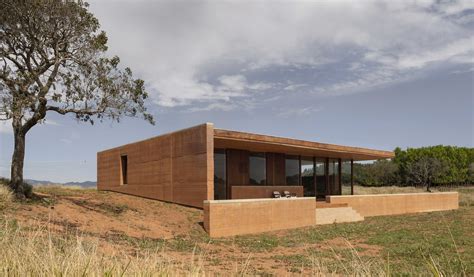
[355,146,474,187]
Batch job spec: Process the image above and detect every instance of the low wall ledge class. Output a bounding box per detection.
[328,191,458,199]
[204,197,315,205]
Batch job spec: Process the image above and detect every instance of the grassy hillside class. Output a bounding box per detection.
[0,182,473,275]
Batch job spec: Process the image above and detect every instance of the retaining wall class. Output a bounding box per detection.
[327,192,459,217]
[203,197,316,237]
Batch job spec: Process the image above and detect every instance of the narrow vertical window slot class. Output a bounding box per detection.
[121,155,128,185]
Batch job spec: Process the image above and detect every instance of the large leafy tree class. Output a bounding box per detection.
[405,156,448,192]
[0,0,154,197]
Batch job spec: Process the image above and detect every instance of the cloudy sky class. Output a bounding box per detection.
[1,0,473,182]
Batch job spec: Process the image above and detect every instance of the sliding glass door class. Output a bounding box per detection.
[328,159,341,195]
[215,149,346,200]
[315,158,327,199]
[285,155,300,186]
[301,157,315,196]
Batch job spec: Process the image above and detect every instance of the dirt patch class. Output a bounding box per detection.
[13,190,201,240]
[6,189,387,274]
[318,237,381,256]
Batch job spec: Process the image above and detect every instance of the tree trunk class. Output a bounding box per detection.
[9,124,27,198]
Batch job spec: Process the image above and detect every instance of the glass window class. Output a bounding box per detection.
[214,149,227,200]
[329,159,340,195]
[315,158,326,198]
[341,160,352,195]
[301,157,314,196]
[249,152,266,185]
[285,155,300,186]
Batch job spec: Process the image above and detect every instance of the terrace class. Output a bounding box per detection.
[205,128,459,237]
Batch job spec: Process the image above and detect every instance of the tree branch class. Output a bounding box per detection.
[46,105,104,115]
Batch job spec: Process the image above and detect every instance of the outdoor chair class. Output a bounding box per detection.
[272,191,281,198]
[283,191,297,198]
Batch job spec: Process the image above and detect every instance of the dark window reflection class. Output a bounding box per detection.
[249,152,266,185]
[214,149,227,199]
[315,158,326,198]
[301,157,314,196]
[329,159,340,195]
[285,155,300,186]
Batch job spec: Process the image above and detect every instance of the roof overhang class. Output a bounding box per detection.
[213,128,394,161]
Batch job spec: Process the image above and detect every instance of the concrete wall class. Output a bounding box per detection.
[97,123,214,208]
[327,192,459,217]
[231,186,303,199]
[203,197,316,237]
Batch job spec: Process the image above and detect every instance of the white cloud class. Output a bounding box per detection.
[284,84,308,91]
[314,36,473,96]
[277,106,323,118]
[435,0,474,16]
[187,102,238,113]
[395,37,474,70]
[218,75,247,92]
[89,0,474,110]
[151,74,273,107]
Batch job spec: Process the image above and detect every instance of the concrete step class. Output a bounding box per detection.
[315,202,348,209]
[315,207,364,225]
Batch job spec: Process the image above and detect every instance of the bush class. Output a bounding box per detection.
[395,145,474,185]
[355,146,474,187]
[354,160,400,186]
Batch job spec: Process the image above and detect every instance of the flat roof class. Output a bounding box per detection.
[213,128,394,161]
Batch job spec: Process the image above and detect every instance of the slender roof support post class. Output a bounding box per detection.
[351,159,354,195]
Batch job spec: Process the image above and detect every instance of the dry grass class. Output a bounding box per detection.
[344,184,472,195]
[457,187,474,207]
[0,218,207,276]
[351,185,428,195]
[0,185,13,211]
[0,216,396,276]
[349,185,474,207]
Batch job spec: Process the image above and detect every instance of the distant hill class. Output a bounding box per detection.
[24,179,97,188]
[63,181,97,188]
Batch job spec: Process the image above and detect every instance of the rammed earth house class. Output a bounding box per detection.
[97,123,459,237]
[97,123,392,207]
